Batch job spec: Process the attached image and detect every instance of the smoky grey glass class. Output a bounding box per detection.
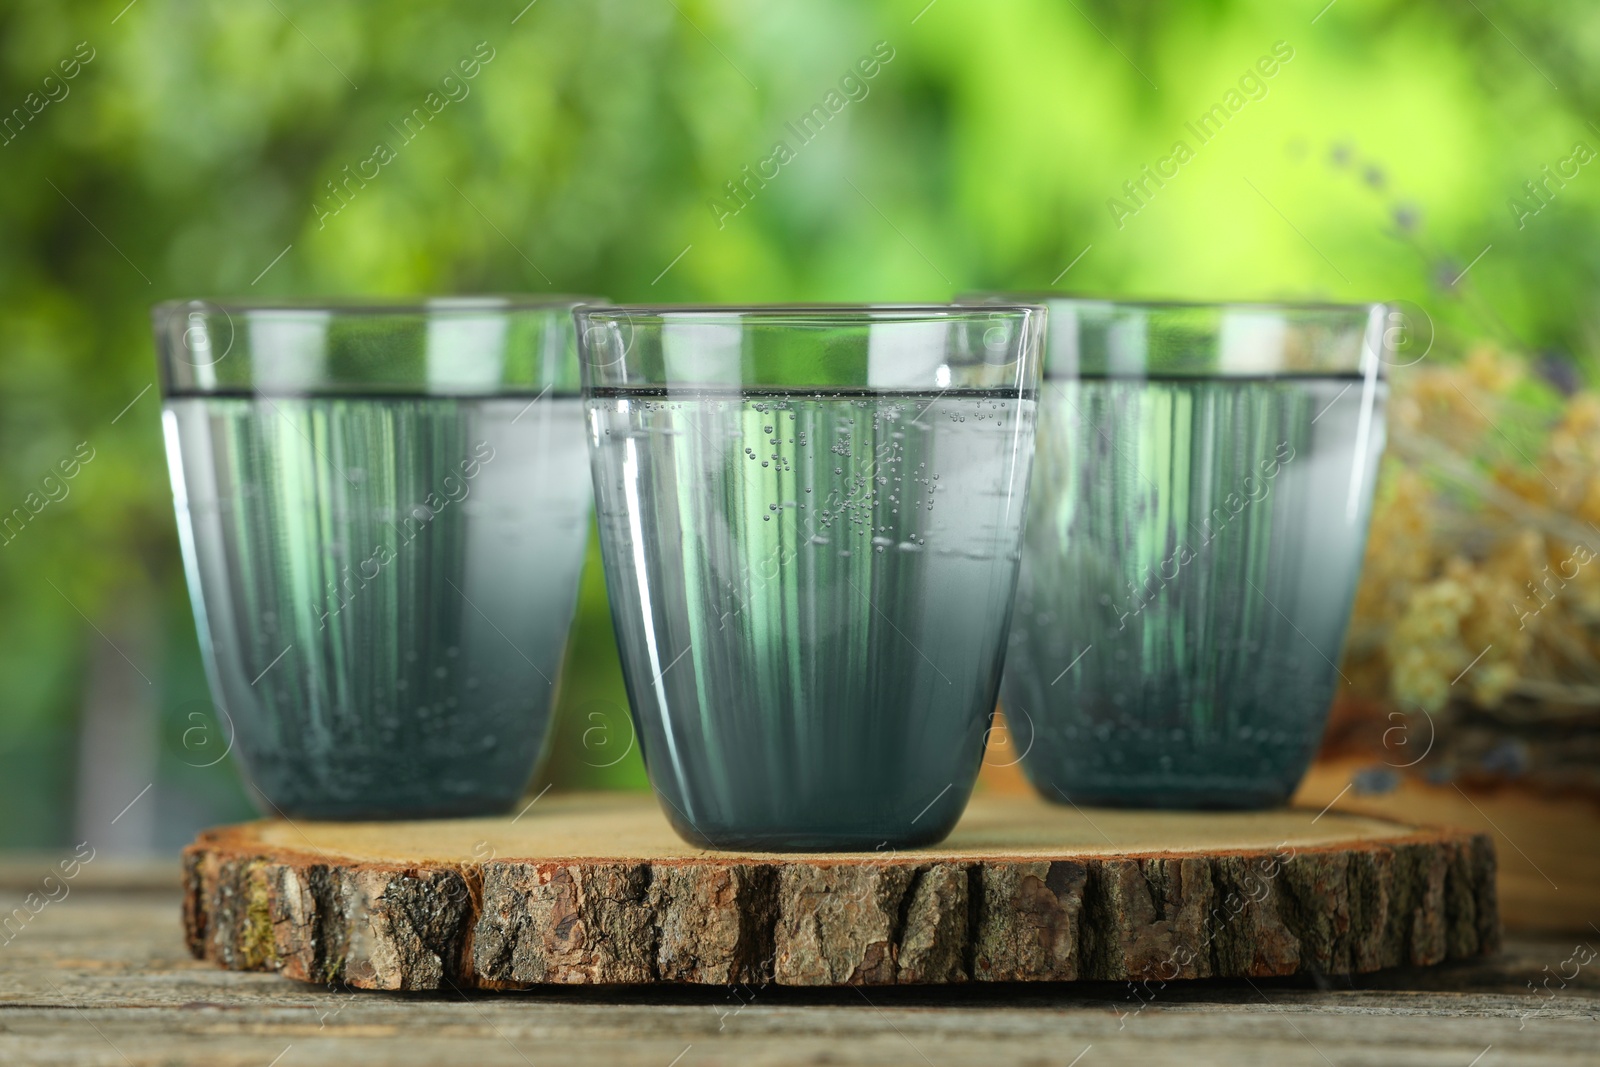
[578,304,1046,850]
[969,296,1389,808]
[154,296,598,819]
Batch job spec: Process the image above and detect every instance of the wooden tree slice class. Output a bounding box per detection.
[182,792,1498,990]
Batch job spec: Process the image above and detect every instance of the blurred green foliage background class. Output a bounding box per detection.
[1,0,1595,850]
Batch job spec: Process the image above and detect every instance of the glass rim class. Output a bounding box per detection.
[963,292,1387,316]
[576,303,1046,393]
[153,294,600,320]
[966,292,1390,380]
[152,294,600,399]
[576,302,1046,324]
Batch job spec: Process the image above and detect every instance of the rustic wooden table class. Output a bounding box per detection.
[1,859,1595,1066]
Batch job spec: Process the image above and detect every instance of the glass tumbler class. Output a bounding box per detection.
[579,304,1045,850]
[978,297,1389,808]
[154,297,597,819]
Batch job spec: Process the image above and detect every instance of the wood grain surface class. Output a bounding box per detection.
[180,792,1498,990]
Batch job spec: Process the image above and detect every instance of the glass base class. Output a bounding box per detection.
[668,829,960,853]
[1030,779,1296,811]
[657,804,964,853]
[1015,733,1322,811]
[255,792,523,821]
[241,754,533,822]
